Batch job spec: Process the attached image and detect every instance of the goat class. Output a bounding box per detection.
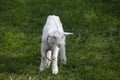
[39,15,73,75]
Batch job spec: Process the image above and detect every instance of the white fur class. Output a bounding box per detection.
[40,15,73,75]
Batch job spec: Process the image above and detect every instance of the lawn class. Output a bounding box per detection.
[0,0,120,80]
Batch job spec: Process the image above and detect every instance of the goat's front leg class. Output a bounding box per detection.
[46,50,51,68]
[40,43,51,71]
[40,49,52,71]
[40,48,46,71]
[52,46,59,75]
[60,45,66,64]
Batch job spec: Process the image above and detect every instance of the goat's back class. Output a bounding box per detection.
[43,15,64,34]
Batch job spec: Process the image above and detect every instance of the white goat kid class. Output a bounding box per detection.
[40,15,73,75]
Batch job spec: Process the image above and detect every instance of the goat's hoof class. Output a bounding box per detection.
[46,62,51,68]
[52,69,58,75]
[61,59,66,65]
[39,67,45,71]
[52,72,58,75]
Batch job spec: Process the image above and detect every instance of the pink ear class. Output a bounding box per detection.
[64,32,73,36]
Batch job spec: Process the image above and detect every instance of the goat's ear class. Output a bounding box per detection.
[48,33,54,37]
[64,32,73,36]
[48,33,56,39]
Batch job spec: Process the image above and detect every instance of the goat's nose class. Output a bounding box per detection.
[57,44,61,48]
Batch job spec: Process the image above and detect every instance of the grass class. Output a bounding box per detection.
[0,0,120,80]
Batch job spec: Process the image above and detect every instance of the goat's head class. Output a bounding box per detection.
[48,31,73,48]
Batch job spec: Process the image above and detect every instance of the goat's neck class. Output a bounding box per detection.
[47,36,56,49]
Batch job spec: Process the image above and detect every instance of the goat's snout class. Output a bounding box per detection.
[57,44,61,48]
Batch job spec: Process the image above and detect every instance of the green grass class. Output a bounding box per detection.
[0,0,120,80]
